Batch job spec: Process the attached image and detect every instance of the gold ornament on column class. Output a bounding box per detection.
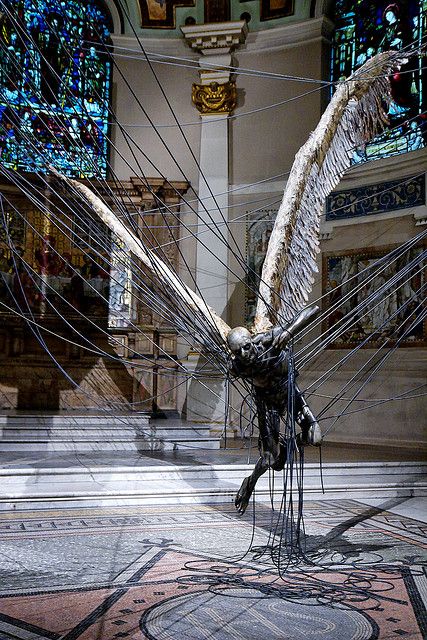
[192,80,237,114]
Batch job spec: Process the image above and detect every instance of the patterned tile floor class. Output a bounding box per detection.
[0,497,426,639]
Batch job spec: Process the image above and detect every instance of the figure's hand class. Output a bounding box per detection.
[275,305,320,348]
[272,329,290,350]
[253,328,276,344]
[297,422,322,448]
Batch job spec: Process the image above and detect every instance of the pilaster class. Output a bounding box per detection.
[181,21,247,426]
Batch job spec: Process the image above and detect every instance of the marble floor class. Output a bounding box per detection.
[0,425,425,638]
[0,437,425,470]
[0,496,426,639]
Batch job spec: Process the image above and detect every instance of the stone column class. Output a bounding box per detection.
[181,22,247,427]
[181,22,247,315]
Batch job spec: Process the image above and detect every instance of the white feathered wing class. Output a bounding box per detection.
[253,50,409,333]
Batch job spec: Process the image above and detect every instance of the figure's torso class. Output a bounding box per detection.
[230,346,289,412]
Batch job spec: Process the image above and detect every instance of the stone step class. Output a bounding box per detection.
[0,426,212,438]
[0,437,220,452]
[2,460,424,480]
[0,415,150,426]
[0,414,220,452]
[0,461,425,511]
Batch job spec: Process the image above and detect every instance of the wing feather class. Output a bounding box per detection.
[51,169,231,346]
[253,51,408,332]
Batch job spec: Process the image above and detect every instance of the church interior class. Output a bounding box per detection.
[0,0,426,638]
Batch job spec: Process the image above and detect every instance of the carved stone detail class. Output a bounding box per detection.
[181,21,247,53]
[192,80,237,114]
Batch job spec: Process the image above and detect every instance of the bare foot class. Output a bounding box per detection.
[234,477,251,515]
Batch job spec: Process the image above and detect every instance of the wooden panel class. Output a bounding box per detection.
[134,332,155,356]
[133,366,154,411]
[156,363,178,411]
[159,333,177,355]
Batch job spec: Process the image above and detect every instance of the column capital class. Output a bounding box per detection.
[181,21,248,55]
[192,80,236,115]
[182,22,246,115]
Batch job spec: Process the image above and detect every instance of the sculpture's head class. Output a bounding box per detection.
[227,326,256,363]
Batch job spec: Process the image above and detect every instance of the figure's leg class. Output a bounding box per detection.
[235,441,286,515]
[256,402,281,466]
[235,402,285,515]
[294,384,322,446]
[235,456,269,515]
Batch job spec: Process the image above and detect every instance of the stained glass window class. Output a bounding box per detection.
[331,1,426,162]
[0,0,112,178]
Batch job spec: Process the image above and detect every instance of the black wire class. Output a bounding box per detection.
[300,248,427,400]
[296,231,427,366]
[0,169,223,367]
[0,12,422,332]
[0,1,273,324]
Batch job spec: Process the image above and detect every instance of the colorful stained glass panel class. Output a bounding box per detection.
[0,0,112,178]
[331,1,426,162]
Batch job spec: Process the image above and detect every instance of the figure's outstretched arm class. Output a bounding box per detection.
[272,304,319,349]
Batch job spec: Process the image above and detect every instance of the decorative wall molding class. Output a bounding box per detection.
[337,148,427,190]
[414,209,427,226]
[326,174,426,222]
[105,0,124,34]
[96,176,189,209]
[111,33,197,58]
[181,21,248,54]
[244,16,334,52]
[112,16,332,56]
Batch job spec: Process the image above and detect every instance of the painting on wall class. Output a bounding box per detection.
[204,0,230,23]
[323,244,426,348]
[260,0,294,22]
[139,0,195,28]
[246,213,425,347]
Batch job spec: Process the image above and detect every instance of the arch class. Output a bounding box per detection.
[313,0,335,18]
[104,0,125,34]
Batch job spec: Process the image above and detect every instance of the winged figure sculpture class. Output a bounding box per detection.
[50,51,408,515]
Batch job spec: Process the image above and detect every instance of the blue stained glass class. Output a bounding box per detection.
[0,0,112,178]
[331,0,427,162]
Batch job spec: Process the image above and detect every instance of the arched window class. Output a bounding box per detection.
[331,1,426,163]
[0,0,112,178]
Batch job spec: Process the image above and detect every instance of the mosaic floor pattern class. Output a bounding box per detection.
[0,498,426,639]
